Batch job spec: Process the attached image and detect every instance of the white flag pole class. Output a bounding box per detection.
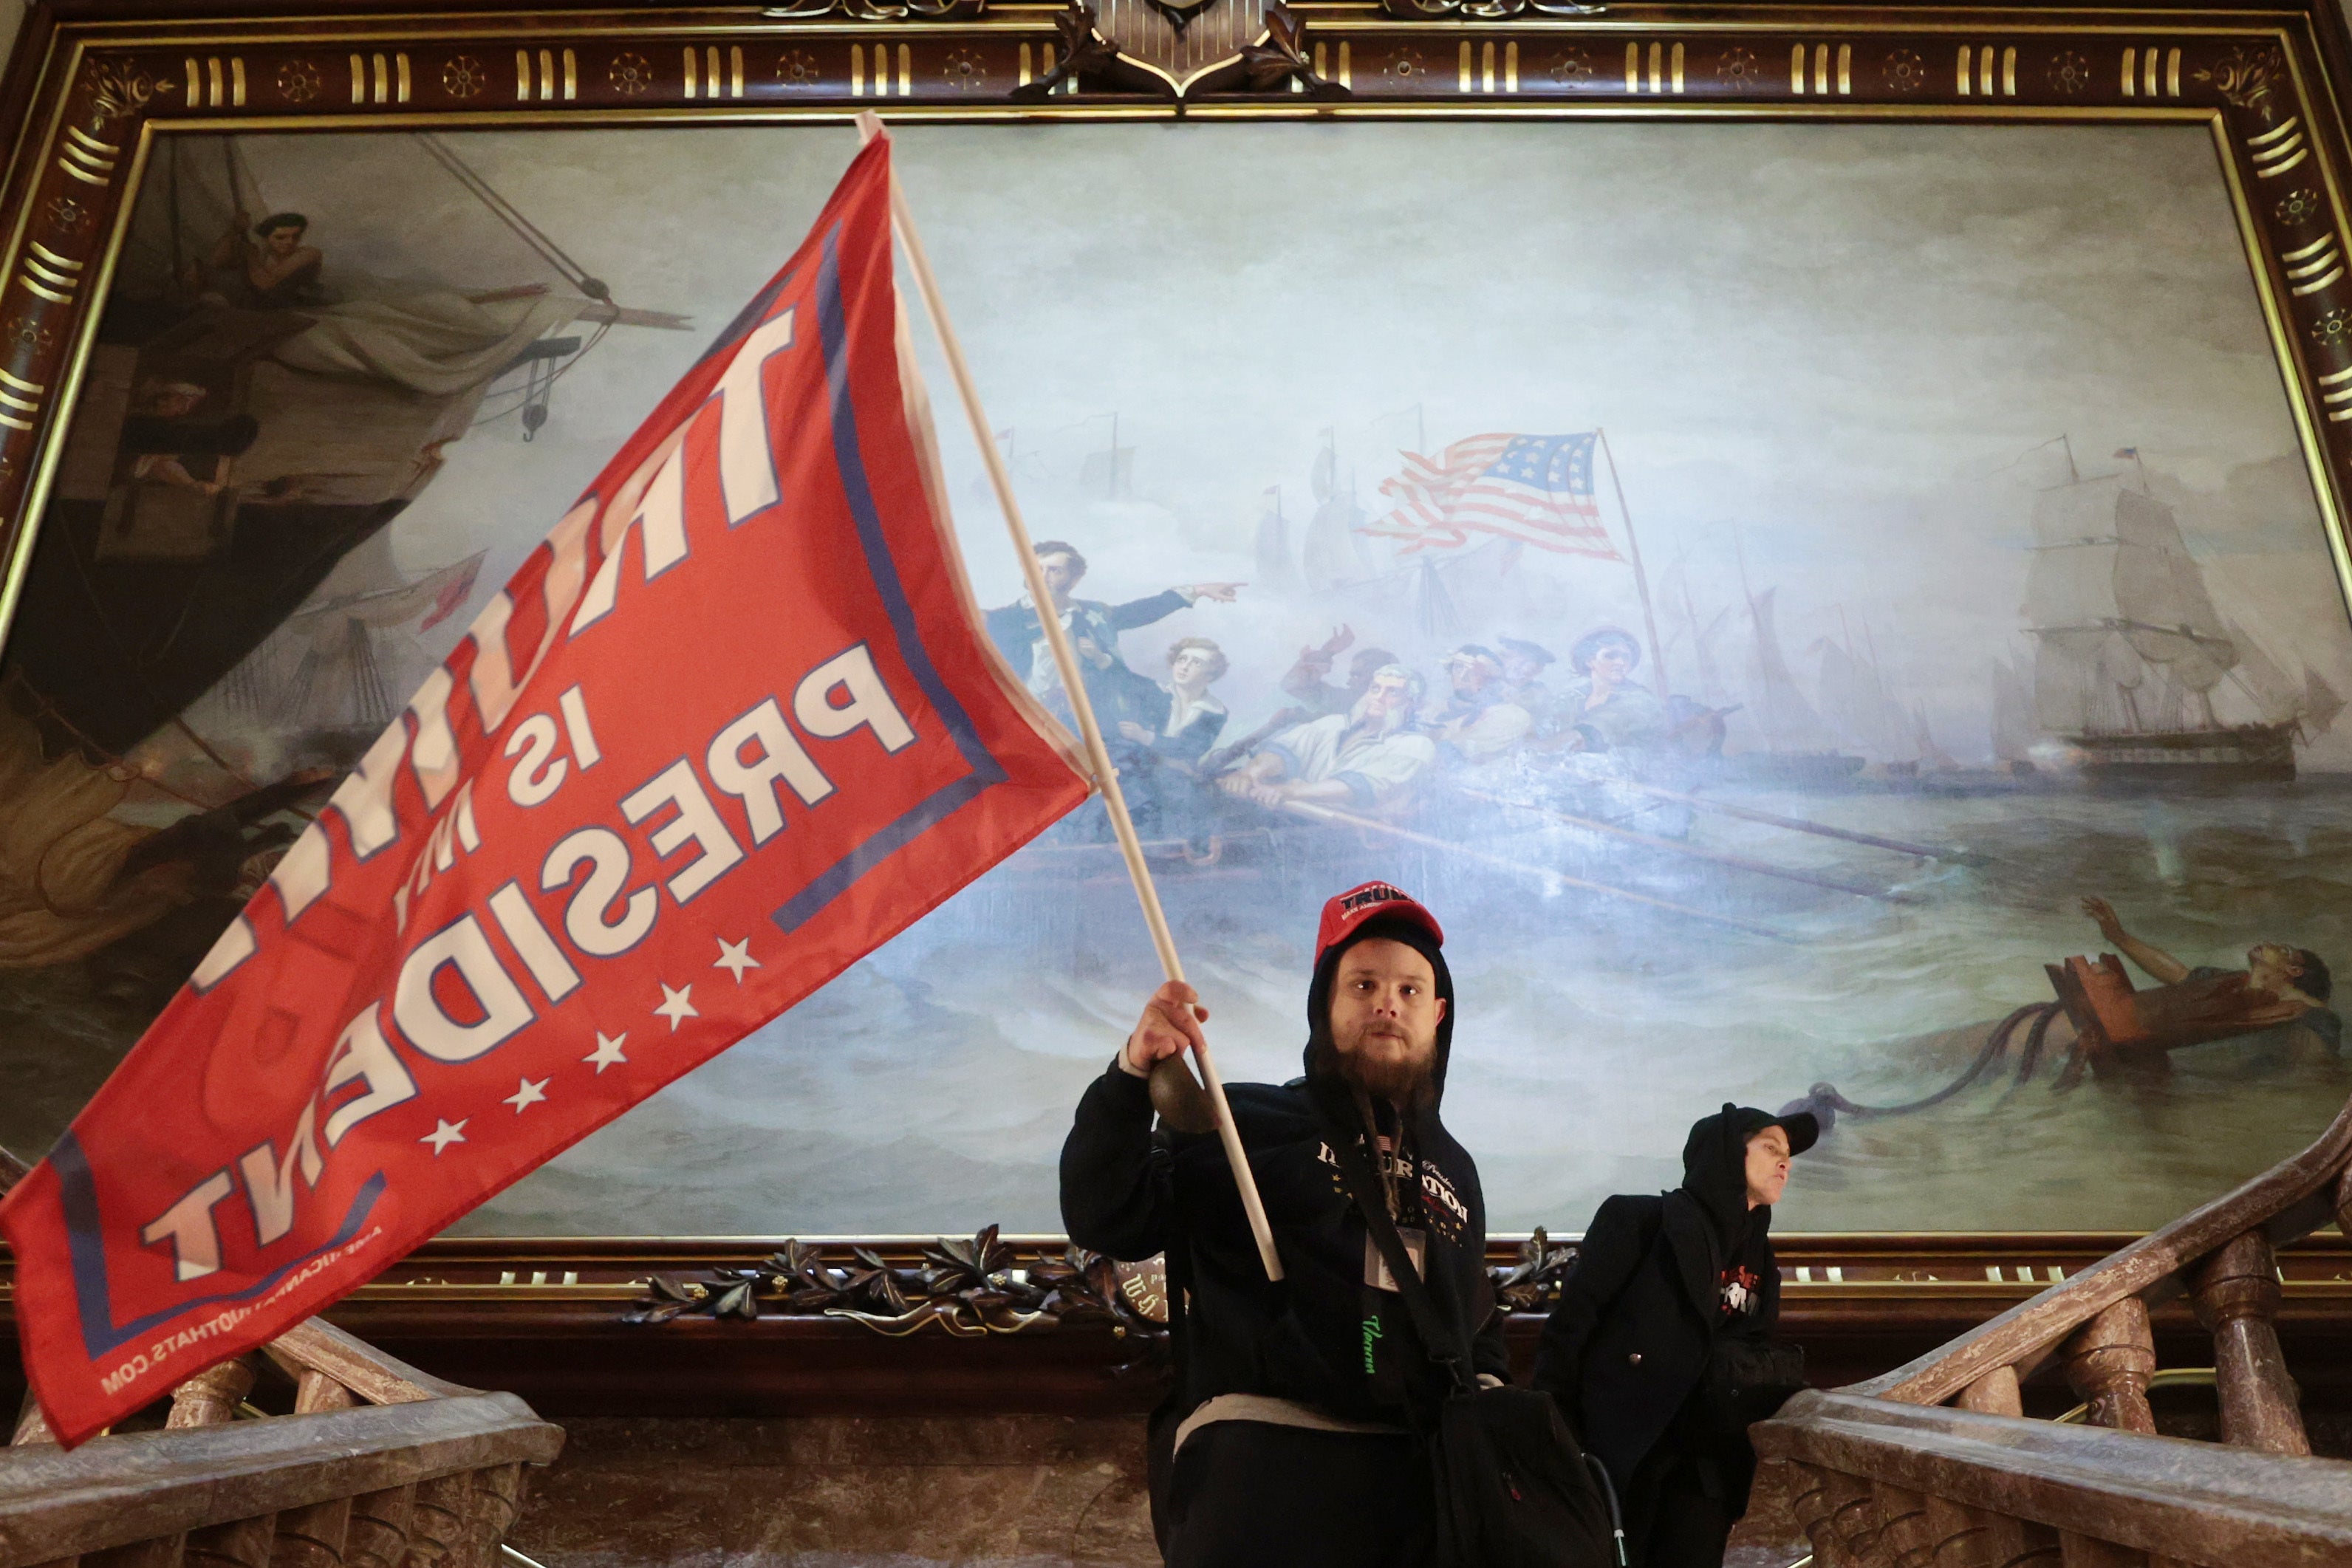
[860,115,1284,1285]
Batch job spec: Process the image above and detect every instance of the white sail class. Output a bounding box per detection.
[2223,620,2305,724]
[2023,473,2239,736]
[2305,668,2346,736]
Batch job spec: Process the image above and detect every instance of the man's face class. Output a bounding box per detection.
[1745,1125,1793,1208]
[1502,653,1542,687]
[1327,937,1446,1103]
[1591,645,1635,685]
[1347,650,1389,691]
[263,224,305,257]
[1447,654,1493,696]
[2250,942,2304,991]
[1039,552,1080,599]
[1169,648,1212,688]
[1360,670,1411,721]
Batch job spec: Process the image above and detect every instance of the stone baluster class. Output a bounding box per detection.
[295,1372,357,1416]
[1825,1468,1890,1568]
[405,1474,476,1568]
[270,1374,358,1568]
[1975,1510,2063,1568]
[1919,1499,2059,1568]
[167,1358,258,1430]
[1955,1364,2023,1416]
[2193,1230,2310,1454]
[346,1487,417,1568]
[1786,1462,1848,1568]
[1873,1483,1934,1568]
[162,1359,268,1568]
[185,1519,277,1568]
[462,1465,524,1568]
[2063,1298,2158,1434]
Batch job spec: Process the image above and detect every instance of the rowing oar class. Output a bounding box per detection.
[1274,798,1790,941]
[1633,783,1991,867]
[872,114,1283,1285]
[1453,786,1909,903]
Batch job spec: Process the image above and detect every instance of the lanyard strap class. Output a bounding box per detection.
[1313,1098,1477,1397]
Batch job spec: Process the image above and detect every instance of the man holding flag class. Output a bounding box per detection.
[1063,881,1507,1567]
[1,131,1097,1445]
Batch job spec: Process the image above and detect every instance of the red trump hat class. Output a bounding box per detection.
[1313,880,1445,969]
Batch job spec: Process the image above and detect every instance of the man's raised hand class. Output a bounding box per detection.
[2082,895,2126,942]
[1124,980,1209,1076]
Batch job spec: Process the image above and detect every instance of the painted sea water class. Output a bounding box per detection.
[454,781,2352,1236]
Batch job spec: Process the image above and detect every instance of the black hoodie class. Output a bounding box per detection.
[1531,1104,1791,1491]
[1059,918,1508,1429]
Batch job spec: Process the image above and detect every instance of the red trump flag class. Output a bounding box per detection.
[0,137,1090,1444]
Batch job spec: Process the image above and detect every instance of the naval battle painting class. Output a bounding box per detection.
[1,119,2347,1237]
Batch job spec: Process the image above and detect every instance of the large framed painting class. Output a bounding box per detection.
[4,0,2352,1297]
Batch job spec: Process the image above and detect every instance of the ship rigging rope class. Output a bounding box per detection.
[411,133,612,303]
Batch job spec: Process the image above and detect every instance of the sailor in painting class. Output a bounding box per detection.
[1278,625,1401,720]
[984,539,1242,733]
[1119,637,1231,767]
[1116,637,1231,841]
[1496,637,1561,736]
[1553,627,1672,753]
[1426,645,1534,765]
[1220,664,1437,815]
[194,210,325,310]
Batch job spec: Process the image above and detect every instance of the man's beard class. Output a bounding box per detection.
[1327,1025,1438,1106]
[1347,693,1409,737]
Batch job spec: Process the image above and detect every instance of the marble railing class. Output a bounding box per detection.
[1754,1089,2352,1567]
[0,1318,562,1568]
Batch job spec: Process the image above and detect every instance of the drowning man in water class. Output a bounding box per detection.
[2080,896,2339,1056]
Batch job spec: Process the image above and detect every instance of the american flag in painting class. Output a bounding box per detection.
[1364,433,1621,559]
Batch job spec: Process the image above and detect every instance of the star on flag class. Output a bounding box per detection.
[714,937,760,984]
[654,983,699,1032]
[585,1033,629,1073]
[420,1119,468,1156]
[504,1078,550,1114]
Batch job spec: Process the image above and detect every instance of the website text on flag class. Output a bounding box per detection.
[0,136,1094,1445]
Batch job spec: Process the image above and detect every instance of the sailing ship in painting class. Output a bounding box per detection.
[2021,455,2342,784]
[0,134,688,1010]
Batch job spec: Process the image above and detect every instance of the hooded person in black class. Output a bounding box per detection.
[1533,1103,1816,1568]
[1060,882,1507,1568]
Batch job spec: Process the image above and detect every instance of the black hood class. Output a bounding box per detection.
[1301,914,1455,1108]
[1677,1101,1816,1247]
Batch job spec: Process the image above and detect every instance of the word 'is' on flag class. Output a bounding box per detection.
[0,132,1090,1446]
[1361,432,1621,561]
